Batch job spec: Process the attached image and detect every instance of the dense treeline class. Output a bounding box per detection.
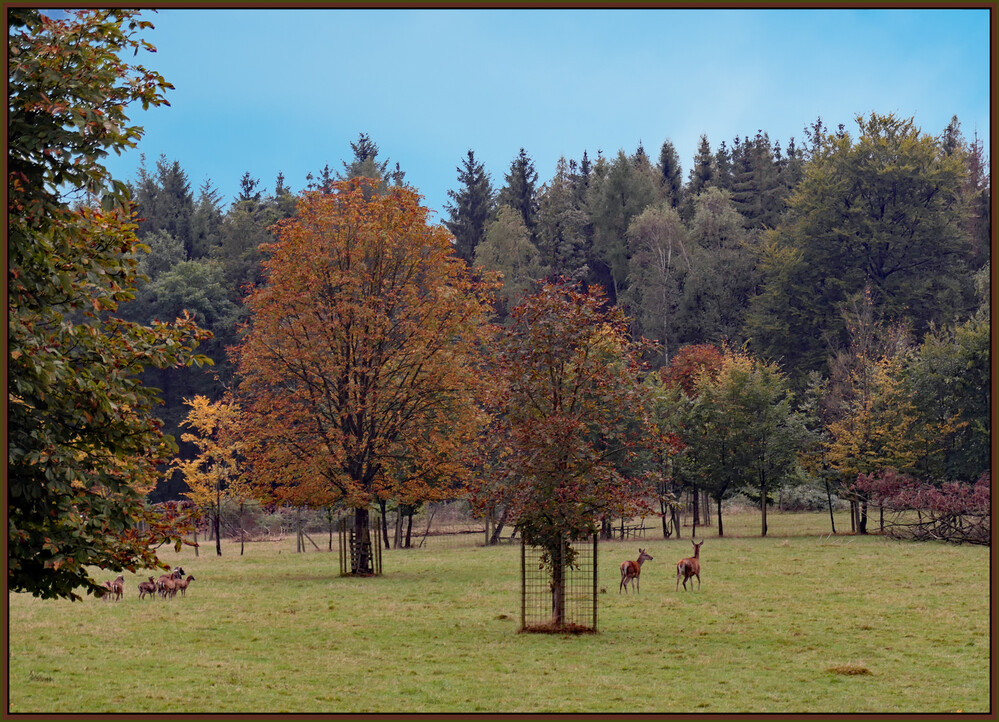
[124,116,989,506]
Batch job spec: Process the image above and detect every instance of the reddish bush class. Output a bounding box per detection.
[852,471,990,545]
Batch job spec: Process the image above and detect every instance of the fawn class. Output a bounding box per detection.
[676,540,703,591]
[619,548,653,594]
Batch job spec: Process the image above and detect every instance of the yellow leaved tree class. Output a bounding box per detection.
[173,395,256,555]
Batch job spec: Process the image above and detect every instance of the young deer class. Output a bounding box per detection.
[619,548,653,594]
[676,540,703,591]
[137,576,157,600]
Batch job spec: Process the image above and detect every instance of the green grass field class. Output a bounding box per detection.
[7,511,990,714]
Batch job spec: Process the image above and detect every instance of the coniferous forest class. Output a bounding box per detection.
[8,9,990,600]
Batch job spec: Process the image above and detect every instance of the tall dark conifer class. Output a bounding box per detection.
[445,149,495,264]
[497,148,539,242]
[658,139,684,208]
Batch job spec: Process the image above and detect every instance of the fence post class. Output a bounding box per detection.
[592,532,598,632]
[520,538,526,631]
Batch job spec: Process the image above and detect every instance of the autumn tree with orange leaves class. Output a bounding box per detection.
[233,178,495,574]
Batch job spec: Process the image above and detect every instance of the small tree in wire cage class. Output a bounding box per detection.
[474,280,659,631]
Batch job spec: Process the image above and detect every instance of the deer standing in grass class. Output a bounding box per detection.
[137,577,157,600]
[619,548,653,593]
[676,540,703,591]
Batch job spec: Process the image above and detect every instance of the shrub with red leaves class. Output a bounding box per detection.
[852,471,990,545]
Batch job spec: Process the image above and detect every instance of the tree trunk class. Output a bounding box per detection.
[858,499,869,535]
[405,510,414,548]
[761,476,768,538]
[215,489,222,556]
[825,479,837,534]
[326,506,333,551]
[691,486,699,540]
[352,507,372,574]
[296,507,303,553]
[379,499,390,550]
[239,501,245,556]
[716,496,724,537]
[193,525,199,558]
[489,505,509,545]
[550,538,566,628]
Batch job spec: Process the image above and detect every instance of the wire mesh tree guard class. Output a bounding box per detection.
[521,533,598,634]
[337,512,383,576]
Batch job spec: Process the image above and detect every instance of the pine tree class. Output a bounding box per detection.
[536,156,589,281]
[657,139,683,208]
[236,172,261,203]
[496,148,539,242]
[713,140,732,191]
[687,134,715,197]
[445,150,495,264]
[189,179,224,259]
[132,155,195,257]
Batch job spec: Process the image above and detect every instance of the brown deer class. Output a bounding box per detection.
[676,540,703,591]
[137,576,157,600]
[156,567,185,598]
[619,548,653,593]
[110,574,125,602]
[101,574,125,601]
[173,574,196,597]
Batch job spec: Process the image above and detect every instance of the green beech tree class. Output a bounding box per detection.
[748,113,974,377]
[673,347,805,536]
[475,206,548,319]
[8,9,211,599]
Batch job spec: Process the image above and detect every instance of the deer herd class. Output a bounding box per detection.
[100,567,195,602]
[619,540,704,595]
[97,541,698,604]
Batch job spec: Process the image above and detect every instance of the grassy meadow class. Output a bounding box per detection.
[7,511,990,714]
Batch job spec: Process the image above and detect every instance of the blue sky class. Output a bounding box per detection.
[104,8,993,219]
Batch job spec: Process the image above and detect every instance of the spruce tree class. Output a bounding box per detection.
[536,156,589,280]
[657,139,683,208]
[588,148,659,301]
[445,150,495,264]
[496,148,539,242]
[132,155,195,257]
[687,134,715,197]
[190,179,224,259]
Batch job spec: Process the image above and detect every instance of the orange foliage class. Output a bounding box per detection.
[233,179,496,512]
